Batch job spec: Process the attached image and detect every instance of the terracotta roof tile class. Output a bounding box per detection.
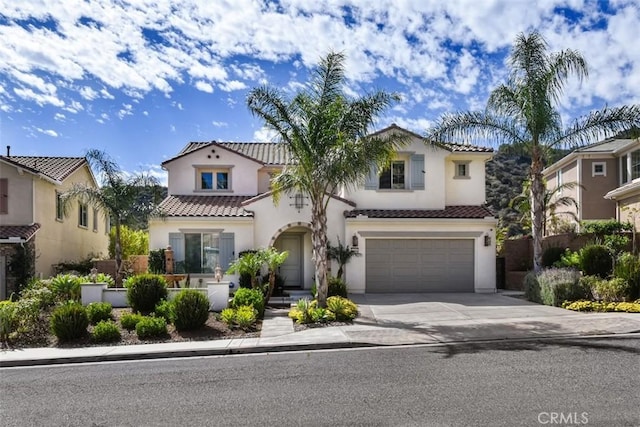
[0,156,86,181]
[344,205,495,219]
[0,223,41,241]
[159,195,254,217]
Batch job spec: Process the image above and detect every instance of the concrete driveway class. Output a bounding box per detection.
[339,292,640,345]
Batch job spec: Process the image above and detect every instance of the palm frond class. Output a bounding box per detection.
[556,105,640,148]
[428,111,527,146]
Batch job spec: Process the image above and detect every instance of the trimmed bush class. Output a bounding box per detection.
[125,274,168,313]
[135,316,167,339]
[553,249,580,269]
[579,245,612,278]
[591,277,632,302]
[50,274,82,301]
[173,290,209,331]
[563,300,640,313]
[120,312,144,331]
[542,247,566,268]
[326,296,358,321]
[20,280,55,308]
[220,308,236,326]
[0,301,17,343]
[535,268,587,307]
[91,320,121,343]
[86,302,113,325]
[614,252,640,299]
[234,306,257,329]
[288,298,316,324]
[523,271,540,303]
[154,300,175,324]
[328,277,348,298]
[231,288,264,318]
[50,302,89,342]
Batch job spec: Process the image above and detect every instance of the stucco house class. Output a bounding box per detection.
[148,125,497,294]
[543,137,640,233]
[0,151,109,298]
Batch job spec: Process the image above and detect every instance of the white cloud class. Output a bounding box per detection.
[195,81,214,93]
[35,127,58,137]
[54,113,66,121]
[212,121,228,127]
[219,80,247,91]
[117,103,133,119]
[253,125,279,142]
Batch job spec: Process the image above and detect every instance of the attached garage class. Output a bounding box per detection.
[365,239,474,293]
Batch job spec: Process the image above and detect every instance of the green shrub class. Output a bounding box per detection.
[288,298,316,324]
[86,302,113,324]
[234,305,257,329]
[542,247,566,268]
[231,288,264,318]
[148,249,166,274]
[50,274,82,301]
[310,307,334,323]
[523,271,540,303]
[553,249,581,269]
[135,316,167,339]
[50,302,89,342]
[328,277,348,298]
[125,274,168,313]
[614,252,640,299]
[109,225,149,259]
[591,277,632,302]
[536,268,586,307]
[91,320,121,343]
[220,308,236,326]
[579,245,612,278]
[20,280,55,308]
[563,300,640,313]
[154,300,175,324]
[80,273,115,288]
[120,312,145,330]
[0,301,17,343]
[173,290,209,331]
[326,296,358,321]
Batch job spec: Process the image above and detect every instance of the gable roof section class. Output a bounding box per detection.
[0,156,86,182]
[0,223,41,242]
[159,195,254,217]
[544,137,639,175]
[344,205,495,219]
[369,124,493,153]
[241,190,356,207]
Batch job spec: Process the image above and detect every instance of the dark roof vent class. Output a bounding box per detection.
[6,145,10,157]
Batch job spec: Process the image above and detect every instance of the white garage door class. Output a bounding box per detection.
[366,239,474,293]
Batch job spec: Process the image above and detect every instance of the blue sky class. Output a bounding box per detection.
[1,0,639,185]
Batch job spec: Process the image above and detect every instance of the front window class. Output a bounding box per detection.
[454,161,470,179]
[632,150,640,181]
[184,232,219,273]
[379,161,405,189]
[56,192,63,221]
[93,209,99,232]
[199,169,230,191]
[79,203,88,227]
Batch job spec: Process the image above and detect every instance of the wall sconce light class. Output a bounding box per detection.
[484,234,491,247]
[289,193,308,212]
[352,234,359,248]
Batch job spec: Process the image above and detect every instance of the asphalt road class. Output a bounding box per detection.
[1,337,639,427]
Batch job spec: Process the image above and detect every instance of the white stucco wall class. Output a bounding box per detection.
[0,162,35,224]
[164,146,262,196]
[444,154,491,206]
[344,218,497,294]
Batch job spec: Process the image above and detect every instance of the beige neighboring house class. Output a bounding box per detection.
[543,137,640,234]
[149,124,497,294]
[0,151,109,298]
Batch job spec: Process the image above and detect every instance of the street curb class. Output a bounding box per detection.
[2,331,639,368]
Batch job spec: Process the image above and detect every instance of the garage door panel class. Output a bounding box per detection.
[366,239,474,293]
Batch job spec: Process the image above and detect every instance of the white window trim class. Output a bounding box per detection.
[78,202,88,228]
[55,191,64,222]
[592,161,606,177]
[453,161,471,179]
[378,160,407,190]
[93,208,99,232]
[194,165,234,192]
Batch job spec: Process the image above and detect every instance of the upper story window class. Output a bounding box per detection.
[592,162,606,177]
[454,161,470,179]
[556,170,563,195]
[93,208,99,232]
[379,161,405,189]
[105,215,111,235]
[78,202,88,228]
[197,167,231,191]
[620,150,640,184]
[55,192,64,221]
[632,150,640,181]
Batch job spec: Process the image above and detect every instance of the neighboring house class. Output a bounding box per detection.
[543,137,640,233]
[0,150,109,298]
[149,124,496,294]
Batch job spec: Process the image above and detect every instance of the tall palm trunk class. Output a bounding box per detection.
[311,199,329,307]
[114,218,124,287]
[530,145,545,272]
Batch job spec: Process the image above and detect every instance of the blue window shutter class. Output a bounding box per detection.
[410,154,425,190]
[220,233,235,270]
[169,233,184,262]
[364,163,379,190]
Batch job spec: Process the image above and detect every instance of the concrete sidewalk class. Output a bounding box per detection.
[2,293,640,367]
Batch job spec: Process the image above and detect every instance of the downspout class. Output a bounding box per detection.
[576,158,582,229]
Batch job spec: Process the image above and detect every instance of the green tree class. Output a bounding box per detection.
[327,237,360,280]
[247,52,406,306]
[108,225,149,259]
[509,179,582,236]
[261,247,289,303]
[62,150,163,285]
[226,251,265,289]
[429,32,640,272]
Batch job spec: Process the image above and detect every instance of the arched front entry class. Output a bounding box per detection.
[271,222,313,290]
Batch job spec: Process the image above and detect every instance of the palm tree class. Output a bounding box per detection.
[62,149,163,285]
[509,179,582,236]
[247,51,406,306]
[327,236,361,280]
[261,247,289,303]
[429,31,640,271]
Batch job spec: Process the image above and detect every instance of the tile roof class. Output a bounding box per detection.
[344,205,495,219]
[0,156,86,181]
[577,138,638,153]
[370,124,494,153]
[159,195,254,217]
[0,223,41,241]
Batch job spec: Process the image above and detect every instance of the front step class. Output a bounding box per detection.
[268,290,312,307]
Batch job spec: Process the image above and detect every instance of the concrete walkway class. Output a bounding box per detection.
[2,292,639,367]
